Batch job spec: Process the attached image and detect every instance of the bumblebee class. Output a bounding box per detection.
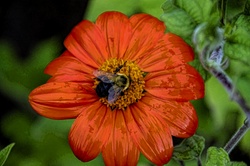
[93,70,130,104]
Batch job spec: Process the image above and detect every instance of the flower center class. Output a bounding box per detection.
[93,58,145,110]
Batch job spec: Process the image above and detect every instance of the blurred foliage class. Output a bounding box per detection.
[0,38,59,107]
[0,0,250,165]
[85,0,166,21]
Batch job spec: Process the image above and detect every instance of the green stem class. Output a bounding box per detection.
[209,63,250,119]
[224,119,250,154]
[178,160,185,166]
[197,157,202,166]
[200,46,250,154]
[218,0,228,25]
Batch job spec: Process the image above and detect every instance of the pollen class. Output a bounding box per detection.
[93,58,145,110]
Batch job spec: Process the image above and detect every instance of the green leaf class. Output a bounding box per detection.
[175,0,217,23]
[139,0,168,18]
[173,135,205,161]
[225,42,250,67]
[244,0,250,15]
[0,143,15,166]
[161,0,220,44]
[205,147,230,166]
[224,0,247,21]
[225,15,250,45]
[161,0,195,44]
[205,147,247,166]
[224,14,250,68]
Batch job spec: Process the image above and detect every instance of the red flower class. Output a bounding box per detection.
[29,11,204,165]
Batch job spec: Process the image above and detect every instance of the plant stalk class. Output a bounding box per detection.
[224,119,249,154]
[200,46,250,154]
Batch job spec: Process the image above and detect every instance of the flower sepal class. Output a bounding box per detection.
[172,135,205,163]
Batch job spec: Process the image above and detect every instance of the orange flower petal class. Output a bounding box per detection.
[46,74,91,83]
[69,102,113,162]
[102,111,140,166]
[145,64,204,101]
[125,13,165,61]
[138,33,194,72]
[162,33,194,62]
[44,51,94,83]
[96,11,132,59]
[64,20,108,68]
[141,95,198,137]
[45,51,94,76]
[29,82,97,119]
[124,105,173,165]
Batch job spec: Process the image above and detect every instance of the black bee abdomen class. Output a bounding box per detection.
[96,82,113,97]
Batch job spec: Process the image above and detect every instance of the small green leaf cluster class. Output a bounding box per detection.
[173,135,205,162]
[172,135,247,165]
[205,147,247,166]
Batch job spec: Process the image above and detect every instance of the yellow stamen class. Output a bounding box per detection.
[93,58,145,110]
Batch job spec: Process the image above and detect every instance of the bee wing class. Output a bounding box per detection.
[93,70,116,83]
[107,85,123,104]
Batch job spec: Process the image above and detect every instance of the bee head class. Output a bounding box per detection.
[116,74,130,91]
